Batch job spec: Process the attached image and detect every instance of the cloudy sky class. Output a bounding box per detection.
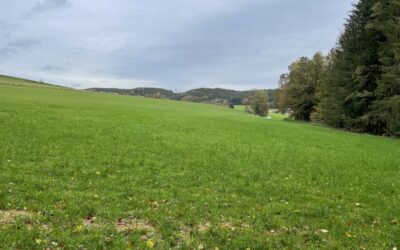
[0,0,355,90]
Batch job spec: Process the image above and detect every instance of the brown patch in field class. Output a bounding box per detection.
[265,226,310,237]
[198,221,211,233]
[178,225,193,244]
[0,210,32,225]
[265,229,281,236]
[115,218,155,233]
[218,218,253,232]
[240,223,251,230]
[41,224,51,231]
[220,221,236,231]
[83,216,101,229]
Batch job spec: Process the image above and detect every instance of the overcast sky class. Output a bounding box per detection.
[0,0,355,90]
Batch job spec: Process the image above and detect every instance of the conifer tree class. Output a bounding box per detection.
[370,0,400,135]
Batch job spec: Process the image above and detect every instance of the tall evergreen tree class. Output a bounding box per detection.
[329,0,384,132]
[276,0,400,136]
[370,0,400,135]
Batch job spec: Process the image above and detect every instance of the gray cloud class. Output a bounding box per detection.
[41,64,64,71]
[29,0,70,15]
[0,38,40,56]
[0,0,355,90]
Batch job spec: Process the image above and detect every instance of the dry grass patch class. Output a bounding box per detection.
[115,218,155,233]
[177,225,193,245]
[220,220,236,231]
[265,226,310,237]
[198,221,211,233]
[0,210,32,225]
[82,216,102,230]
[219,220,253,232]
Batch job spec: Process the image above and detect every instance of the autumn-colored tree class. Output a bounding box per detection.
[247,90,269,117]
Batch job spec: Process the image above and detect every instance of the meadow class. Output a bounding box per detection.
[0,76,399,249]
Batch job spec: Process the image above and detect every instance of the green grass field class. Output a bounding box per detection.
[1,76,399,249]
[234,105,287,120]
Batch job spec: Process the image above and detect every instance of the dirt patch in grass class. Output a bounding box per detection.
[265,226,310,237]
[40,224,51,231]
[176,221,213,244]
[220,220,236,231]
[265,229,281,236]
[198,221,211,233]
[0,210,32,225]
[83,216,102,229]
[219,220,252,232]
[115,218,155,233]
[178,225,193,244]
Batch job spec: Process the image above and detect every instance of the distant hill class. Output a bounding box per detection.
[0,75,276,107]
[87,87,180,100]
[180,88,251,105]
[0,75,66,89]
[88,87,277,107]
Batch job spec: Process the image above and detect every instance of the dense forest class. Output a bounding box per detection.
[88,87,277,108]
[277,0,400,137]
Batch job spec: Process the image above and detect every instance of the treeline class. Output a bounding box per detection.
[181,88,251,106]
[87,87,181,100]
[88,87,277,108]
[277,0,400,137]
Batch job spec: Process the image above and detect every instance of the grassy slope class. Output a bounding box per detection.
[0,75,66,89]
[0,77,399,249]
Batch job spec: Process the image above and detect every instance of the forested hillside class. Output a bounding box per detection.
[88,87,277,107]
[277,0,400,137]
[87,87,181,100]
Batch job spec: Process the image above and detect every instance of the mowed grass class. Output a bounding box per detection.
[0,77,399,249]
[234,105,287,120]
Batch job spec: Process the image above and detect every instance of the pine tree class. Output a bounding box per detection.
[370,0,400,136]
[276,0,400,136]
[339,0,384,131]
